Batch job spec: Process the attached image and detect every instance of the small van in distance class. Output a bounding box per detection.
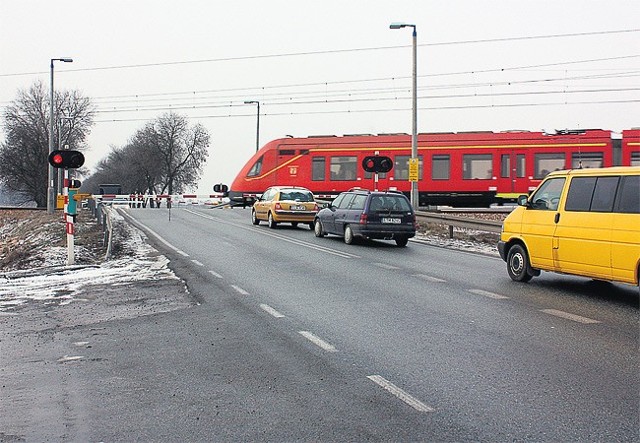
[498,166,639,287]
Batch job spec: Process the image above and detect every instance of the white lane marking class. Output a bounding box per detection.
[367,375,435,413]
[121,212,189,256]
[299,331,337,352]
[260,304,285,318]
[73,341,90,347]
[374,262,400,270]
[468,289,509,300]
[231,285,249,296]
[541,309,601,324]
[176,250,189,257]
[186,209,360,259]
[208,270,223,279]
[191,260,204,267]
[413,273,446,283]
[57,355,84,363]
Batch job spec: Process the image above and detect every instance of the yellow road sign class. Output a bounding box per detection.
[408,157,419,182]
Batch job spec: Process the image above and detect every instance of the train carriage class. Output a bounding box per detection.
[228,129,637,207]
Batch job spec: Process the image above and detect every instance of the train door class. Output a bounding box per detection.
[498,151,529,200]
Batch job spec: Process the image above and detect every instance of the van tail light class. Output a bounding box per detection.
[359,213,368,225]
[275,203,282,210]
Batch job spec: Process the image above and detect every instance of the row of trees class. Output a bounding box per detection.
[0,82,211,207]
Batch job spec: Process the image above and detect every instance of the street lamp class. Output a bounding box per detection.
[48,57,73,213]
[390,22,419,209]
[244,100,260,152]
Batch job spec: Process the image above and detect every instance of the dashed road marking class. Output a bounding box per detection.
[413,273,446,283]
[57,355,84,363]
[367,375,435,413]
[208,270,223,279]
[231,285,249,296]
[541,309,601,324]
[299,331,337,352]
[260,304,285,318]
[468,289,509,300]
[191,260,204,267]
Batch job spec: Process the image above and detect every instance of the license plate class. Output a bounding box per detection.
[382,217,401,224]
[291,205,306,210]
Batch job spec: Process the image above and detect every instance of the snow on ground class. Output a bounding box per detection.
[0,211,181,313]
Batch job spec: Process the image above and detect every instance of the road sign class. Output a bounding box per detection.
[408,157,419,182]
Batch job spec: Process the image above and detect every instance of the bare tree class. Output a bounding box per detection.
[0,81,94,207]
[148,112,210,196]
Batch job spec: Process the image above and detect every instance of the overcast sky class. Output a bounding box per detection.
[1,0,639,194]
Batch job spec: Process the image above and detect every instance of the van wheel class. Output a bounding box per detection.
[395,236,409,247]
[314,220,325,237]
[507,244,533,282]
[251,209,260,225]
[268,212,278,229]
[344,225,354,245]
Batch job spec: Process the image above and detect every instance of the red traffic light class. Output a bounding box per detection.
[362,155,393,173]
[48,150,85,169]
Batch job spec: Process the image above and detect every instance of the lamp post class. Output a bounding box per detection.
[390,22,419,209]
[48,57,73,213]
[244,100,260,152]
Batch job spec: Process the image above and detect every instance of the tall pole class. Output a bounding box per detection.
[47,60,55,213]
[411,26,418,209]
[47,58,73,213]
[390,23,419,209]
[255,101,260,153]
[244,100,260,152]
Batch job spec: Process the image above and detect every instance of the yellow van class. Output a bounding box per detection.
[498,166,640,287]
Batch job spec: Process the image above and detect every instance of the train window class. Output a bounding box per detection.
[330,156,357,181]
[278,149,295,156]
[395,155,423,180]
[571,152,603,169]
[535,153,565,179]
[432,155,450,180]
[500,155,510,178]
[516,155,526,178]
[615,175,640,214]
[463,154,493,179]
[631,152,640,166]
[312,157,326,181]
[364,170,387,179]
[247,156,263,177]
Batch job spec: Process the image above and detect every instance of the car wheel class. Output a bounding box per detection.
[314,220,325,237]
[395,236,409,247]
[251,209,260,225]
[291,222,298,228]
[507,244,533,282]
[344,225,354,245]
[268,212,278,229]
[308,222,314,230]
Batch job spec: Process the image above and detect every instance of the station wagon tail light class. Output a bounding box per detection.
[359,213,368,224]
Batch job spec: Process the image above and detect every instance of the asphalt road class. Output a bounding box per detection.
[2,206,638,442]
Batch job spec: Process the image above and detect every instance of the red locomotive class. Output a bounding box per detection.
[228,129,640,207]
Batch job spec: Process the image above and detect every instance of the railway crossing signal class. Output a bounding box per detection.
[362,155,393,173]
[48,150,85,169]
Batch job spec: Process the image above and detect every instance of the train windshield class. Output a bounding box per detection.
[247,156,263,177]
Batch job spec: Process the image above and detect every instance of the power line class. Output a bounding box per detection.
[2,29,638,78]
[92,98,640,123]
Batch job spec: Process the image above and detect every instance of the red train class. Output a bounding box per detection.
[228,128,640,207]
